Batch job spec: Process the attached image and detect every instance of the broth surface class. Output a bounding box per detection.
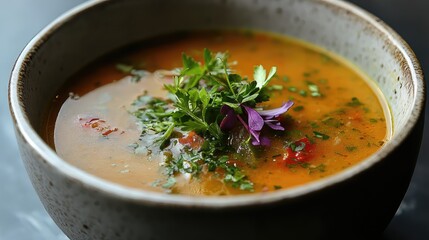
[47,30,390,195]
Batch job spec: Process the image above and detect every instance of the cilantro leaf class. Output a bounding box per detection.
[129,49,284,192]
[254,65,277,90]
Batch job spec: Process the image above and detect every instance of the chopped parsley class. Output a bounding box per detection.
[310,122,319,129]
[299,90,307,97]
[346,97,363,107]
[321,116,343,128]
[306,81,322,97]
[268,84,284,91]
[282,76,290,82]
[346,146,357,152]
[288,86,298,92]
[293,105,304,112]
[308,164,326,174]
[116,63,147,82]
[129,49,294,192]
[313,131,330,140]
[290,141,306,152]
[116,63,134,73]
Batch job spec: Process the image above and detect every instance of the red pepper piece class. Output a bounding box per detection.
[276,137,315,164]
[178,131,204,150]
[79,116,121,137]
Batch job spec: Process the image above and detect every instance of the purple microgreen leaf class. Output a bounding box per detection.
[220,105,237,131]
[220,104,233,115]
[242,105,264,131]
[252,135,271,146]
[265,121,285,131]
[257,101,294,118]
[237,114,260,143]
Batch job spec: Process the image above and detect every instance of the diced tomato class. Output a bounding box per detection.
[102,128,119,136]
[348,110,363,121]
[178,131,204,150]
[79,116,121,137]
[80,117,101,128]
[276,137,315,165]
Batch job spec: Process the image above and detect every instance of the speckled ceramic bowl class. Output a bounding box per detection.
[9,0,425,239]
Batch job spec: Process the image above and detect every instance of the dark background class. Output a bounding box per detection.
[0,0,427,239]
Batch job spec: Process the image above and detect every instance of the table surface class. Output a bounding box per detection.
[1,1,428,239]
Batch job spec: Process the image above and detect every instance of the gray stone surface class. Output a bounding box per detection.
[1,0,427,239]
[0,1,85,239]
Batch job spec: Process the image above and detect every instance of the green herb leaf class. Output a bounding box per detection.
[346,146,357,152]
[293,106,304,112]
[116,63,134,73]
[162,177,176,189]
[288,86,297,92]
[130,49,285,192]
[254,65,267,89]
[306,81,322,97]
[254,65,277,90]
[282,76,290,82]
[268,84,284,91]
[313,131,330,140]
[347,97,363,107]
[299,90,307,97]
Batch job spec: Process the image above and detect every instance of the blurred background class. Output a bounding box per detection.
[0,0,427,239]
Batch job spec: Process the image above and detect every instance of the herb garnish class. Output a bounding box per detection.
[293,106,304,112]
[299,90,307,97]
[131,49,294,192]
[346,146,357,152]
[313,131,330,140]
[116,63,148,82]
[306,81,322,97]
[346,97,363,107]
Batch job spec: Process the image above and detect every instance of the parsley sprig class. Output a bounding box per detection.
[130,49,283,192]
[165,49,275,127]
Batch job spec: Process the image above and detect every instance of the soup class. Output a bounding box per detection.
[45,30,391,196]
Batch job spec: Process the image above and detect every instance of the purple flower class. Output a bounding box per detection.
[257,100,294,131]
[220,105,237,131]
[257,100,294,118]
[220,101,294,146]
[252,135,271,146]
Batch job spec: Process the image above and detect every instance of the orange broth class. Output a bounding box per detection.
[46,30,391,196]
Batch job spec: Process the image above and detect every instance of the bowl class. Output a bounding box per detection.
[8,0,425,239]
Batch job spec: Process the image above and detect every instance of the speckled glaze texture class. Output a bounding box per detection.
[9,0,425,239]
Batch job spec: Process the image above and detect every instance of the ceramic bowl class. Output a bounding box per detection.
[9,0,425,239]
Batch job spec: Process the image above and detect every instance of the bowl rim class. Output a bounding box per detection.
[8,0,425,208]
